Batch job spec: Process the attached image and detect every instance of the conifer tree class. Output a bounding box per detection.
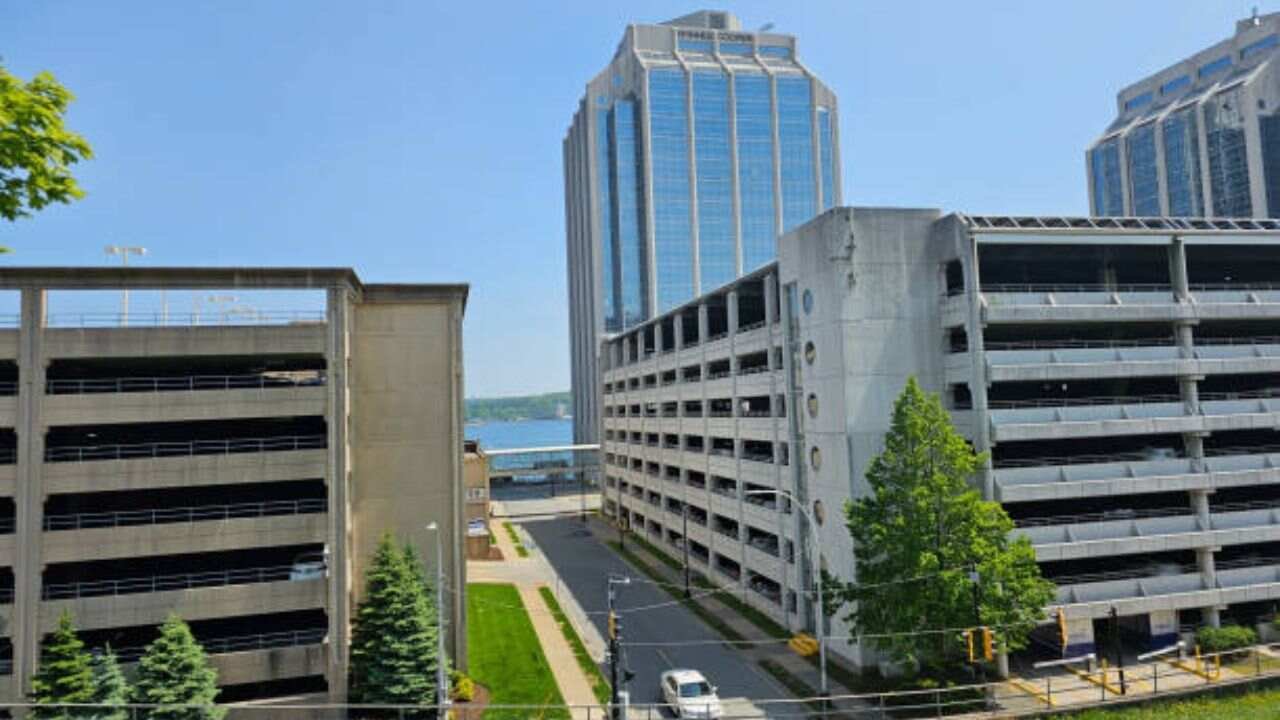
[129,615,224,720]
[31,610,96,719]
[89,645,129,720]
[349,533,440,708]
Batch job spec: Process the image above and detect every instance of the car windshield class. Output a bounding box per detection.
[679,681,712,698]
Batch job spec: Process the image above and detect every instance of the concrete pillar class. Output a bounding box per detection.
[673,314,684,352]
[654,322,665,356]
[1197,544,1221,628]
[13,288,46,701]
[763,273,778,327]
[727,290,739,339]
[1168,236,1190,302]
[325,287,353,698]
[697,303,709,344]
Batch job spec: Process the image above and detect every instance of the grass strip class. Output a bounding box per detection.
[502,521,529,558]
[1049,684,1280,719]
[466,582,568,719]
[757,660,827,714]
[538,586,612,705]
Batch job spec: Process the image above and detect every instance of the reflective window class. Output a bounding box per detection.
[817,106,835,210]
[595,108,620,332]
[759,45,792,58]
[735,73,777,271]
[611,101,648,327]
[693,71,735,291]
[1089,140,1124,216]
[678,38,714,54]
[1160,75,1191,96]
[1204,86,1253,216]
[1124,92,1154,112]
[1259,111,1280,216]
[778,76,817,232]
[1126,123,1160,216]
[1162,107,1204,216]
[719,41,753,56]
[1199,55,1232,78]
[648,68,694,312]
[1242,34,1278,59]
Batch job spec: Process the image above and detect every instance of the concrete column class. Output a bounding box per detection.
[673,314,684,352]
[325,287,353,698]
[13,288,46,701]
[763,273,778,329]
[654,322,665,358]
[1197,544,1221,628]
[727,290,739,339]
[697,303,709,344]
[1168,236,1190,302]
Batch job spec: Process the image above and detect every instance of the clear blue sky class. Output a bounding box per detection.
[0,1,1266,397]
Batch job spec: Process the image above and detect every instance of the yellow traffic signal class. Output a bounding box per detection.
[608,611,618,639]
[963,630,975,663]
[1057,608,1068,651]
[982,627,994,661]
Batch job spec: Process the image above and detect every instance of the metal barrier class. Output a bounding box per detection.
[109,628,327,663]
[42,564,301,600]
[45,434,326,462]
[43,498,327,531]
[44,310,326,328]
[46,372,325,394]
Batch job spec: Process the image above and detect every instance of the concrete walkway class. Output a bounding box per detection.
[470,520,604,719]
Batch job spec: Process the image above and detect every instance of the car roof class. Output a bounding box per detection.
[662,669,707,684]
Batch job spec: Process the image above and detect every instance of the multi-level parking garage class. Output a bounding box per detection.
[0,268,467,703]
[601,207,1280,669]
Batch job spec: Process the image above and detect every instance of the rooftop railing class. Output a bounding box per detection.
[43,498,327,531]
[46,373,325,395]
[42,564,308,600]
[45,434,326,462]
[982,283,1173,294]
[45,311,326,328]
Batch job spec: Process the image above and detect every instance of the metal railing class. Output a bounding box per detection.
[46,310,326,328]
[45,434,326,462]
[985,337,1178,351]
[110,628,326,663]
[42,564,305,600]
[982,282,1174,293]
[990,387,1280,410]
[1015,498,1280,528]
[43,498,327,531]
[47,372,325,395]
[737,364,771,376]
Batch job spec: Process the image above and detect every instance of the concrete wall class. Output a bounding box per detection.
[350,298,466,666]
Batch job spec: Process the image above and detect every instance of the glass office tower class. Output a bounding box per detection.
[1087,12,1280,218]
[565,11,841,443]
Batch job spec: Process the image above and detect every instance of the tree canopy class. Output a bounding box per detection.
[129,615,223,720]
[31,611,96,719]
[838,377,1055,671]
[89,645,130,720]
[0,65,93,222]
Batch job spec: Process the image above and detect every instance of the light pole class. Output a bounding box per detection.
[425,522,449,711]
[104,245,147,325]
[743,488,827,701]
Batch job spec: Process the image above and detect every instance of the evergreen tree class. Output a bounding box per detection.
[839,378,1056,673]
[349,533,440,708]
[129,615,224,720]
[31,610,96,719]
[89,645,129,720]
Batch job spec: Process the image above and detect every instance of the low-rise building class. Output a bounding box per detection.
[601,207,1280,665]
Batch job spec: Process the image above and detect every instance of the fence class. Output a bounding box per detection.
[43,498,328,531]
[41,564,301,600]
[45,434,326,462]
[46,372,326,394]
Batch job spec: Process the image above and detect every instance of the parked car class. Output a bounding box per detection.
[660,669,723,719]
[290,551,326,581]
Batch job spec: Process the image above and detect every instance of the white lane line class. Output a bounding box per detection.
[656,648,676,669]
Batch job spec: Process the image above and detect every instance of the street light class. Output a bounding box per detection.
[742,488,828,701]
[104,245,147,325]
[424,522,449,711]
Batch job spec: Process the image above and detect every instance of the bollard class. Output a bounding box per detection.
[1046,675,1052,707]
[1153,661,1158,694]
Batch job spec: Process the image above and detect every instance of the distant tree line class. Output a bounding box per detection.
[465,391,570,422]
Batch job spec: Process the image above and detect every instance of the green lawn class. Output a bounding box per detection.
[1052,685,1280,719]
[502,521,529,558]
[538,586,612,705]
[466,583,567,719]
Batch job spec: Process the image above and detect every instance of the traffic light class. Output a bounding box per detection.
[608,611,619,640]
[981,627,994,661]
[1057,608,1069,652]
[963,630,975,663]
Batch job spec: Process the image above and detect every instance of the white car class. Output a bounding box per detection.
[289,551,326,581]
[660,669,723,719]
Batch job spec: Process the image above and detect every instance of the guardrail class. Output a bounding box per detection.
[1015,498,1280,528]
[42,564,304,600]
[983,283,1174,293]
[991,388,1280,410]
[43,498,327,531]
[45,311,326,328]
[46,373,325,395]
[109,628,327,664]
[45,434,326,462]
[985,337,1178,350]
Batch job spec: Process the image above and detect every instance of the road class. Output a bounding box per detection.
[522,517,792,715]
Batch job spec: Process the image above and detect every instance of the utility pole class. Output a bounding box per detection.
[426,523,449,712]
[970,566,988,687]
[1110,606,1127,694]
[607,575,632,720]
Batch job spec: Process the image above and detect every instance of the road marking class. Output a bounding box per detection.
[656,648,675,669]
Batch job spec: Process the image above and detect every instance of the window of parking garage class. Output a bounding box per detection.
[1196,319,1280,344]
[1039,550,1196,586]
[712,476,736,496]
[684,435,705,452]
[739,395,771,417]
[660,316,676,353]
[707,359,731,379]
[681,364,701,382]
[45,355,324,394]
[708,398,733,417]
[682,400,703,417]
[1198,372,1280,399]
[73,609,328,663]
[45,289,326,329]
[1205,429,1280,457]
[737,279,767,331]
[741,439,773,463]
[986,376,1181,408]
[44,417,325,462]
[977,243,1171,291]
[710,437,734,456]
[44,480,326,531]
[1002,490,1190,527]
[680,308,700,346]
[992,433,1187,468]
[982,321,1177,350]
[737,350,768,375]
[1186,244,1280,288]
[660,370,677,386]
[705,295,729,340]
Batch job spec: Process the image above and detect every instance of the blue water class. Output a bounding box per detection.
[464,418,573,450]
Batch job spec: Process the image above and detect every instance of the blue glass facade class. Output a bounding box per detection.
[693,71,735,291]
[817,106,835,211]
[1204,86,1253,217]
[611,101,647,327]
[778,76,817,231]
[648,68,695,313]
[736,73,777,271]
[1259,112,1280,219]
[719,41,752,56]
[1126,123,1160,216]
[595,108,619,331]
[1162,108,1204,216]
[1090,140,1124,216]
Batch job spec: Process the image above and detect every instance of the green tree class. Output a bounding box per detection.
[129,615,223,720]
[89,645,129,720]
[31,610,96,719]
[349,534,441,709]
[838,377,1055,673]
[0,65,93,221]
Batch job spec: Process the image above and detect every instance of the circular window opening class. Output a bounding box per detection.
[804,341,816,365]
[807,393,819,418]
[810,446,822,471]
[813,499,826,526]
[802,289,814,315]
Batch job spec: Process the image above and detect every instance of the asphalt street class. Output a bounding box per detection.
[522,517,792,714]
